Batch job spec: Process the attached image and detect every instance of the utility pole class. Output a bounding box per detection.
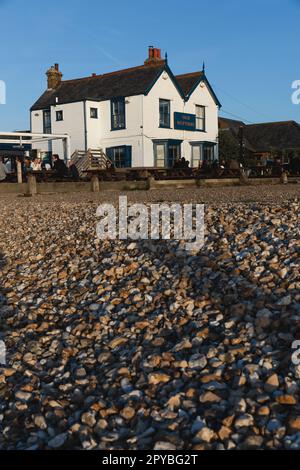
[239,125,244,163]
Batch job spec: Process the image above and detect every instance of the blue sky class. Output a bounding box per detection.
[0,0,299,130]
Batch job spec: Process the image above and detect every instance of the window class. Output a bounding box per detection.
[43,109,51,134]
[154,140,182,168]
[56,110,63,121]
[111,98,125,130]
[203,144,215,163]
[159,99,170,128]
[168,143,181,167]
[106,146,132,168]
[195,105,206,131]
[191,144,202,168]
[90,107,98,119]
[155,144,166,168]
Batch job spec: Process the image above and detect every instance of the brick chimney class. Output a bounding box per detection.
[144,46,164,66]
[46,63,63,90]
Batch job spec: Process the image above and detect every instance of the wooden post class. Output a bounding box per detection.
[147,176,155,190]
[16,159,22,184]
[239,170,249,185]
[281,171,288,184]
[91,174,100,192]
[27,174,37,196]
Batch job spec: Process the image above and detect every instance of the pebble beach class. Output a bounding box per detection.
[0,184,299,450]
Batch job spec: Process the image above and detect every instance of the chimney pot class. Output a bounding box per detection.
[46,63,63,90]
[145,46,163,66]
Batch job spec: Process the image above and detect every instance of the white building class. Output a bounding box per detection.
[30,47,221,168]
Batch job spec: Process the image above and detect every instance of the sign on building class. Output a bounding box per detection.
[174,112,196,131]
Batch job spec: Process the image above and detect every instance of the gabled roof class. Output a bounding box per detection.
[176,71,221,107]
[219,117,300,152]
[31,61,221,111]
[176,71,204,96]
[31,63,166,111]
[244,120,300,152]
[219,117,245,130]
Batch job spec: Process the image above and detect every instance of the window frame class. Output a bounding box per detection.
[43,109,52,134]
[106,145,132,168]
[90,107,98,119]
[191,143,203,168]
[56,110,64,122]
[111,98,126,131]
[203,143,215,163]
[153,139,182,168]
[159,99,171,129]
[195,105,206,132]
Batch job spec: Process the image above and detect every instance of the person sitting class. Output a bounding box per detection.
[31,157,42,172]
[52,154,68,178]
[0,158,8,182]
[211,159,219,173]
[173,158,180,169]
[183,158,190,168]
[180,157,187,168]
[41,159,52,171]
[219,160,226,176]
[68,161,80,181]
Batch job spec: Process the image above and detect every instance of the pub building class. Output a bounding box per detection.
[31,47,221,168]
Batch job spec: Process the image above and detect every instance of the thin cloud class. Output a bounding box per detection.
[99,26,121,36]
[94,45,124,67]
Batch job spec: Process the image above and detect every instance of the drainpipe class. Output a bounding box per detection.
[183,100,186,159]
[62,135,71,162]
[142,96,144,166]
[83,100,88,152]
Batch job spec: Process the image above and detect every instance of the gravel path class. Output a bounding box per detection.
[0,186,299,450]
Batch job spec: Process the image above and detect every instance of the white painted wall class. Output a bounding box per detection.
[99,95,144,167]
[50,101,85,156]
[31,101,85,157]
[85,100,102,149]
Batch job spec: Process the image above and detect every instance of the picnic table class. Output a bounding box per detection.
[30,170,79,182]
[30,170,57,182]
[84,166,197,182]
